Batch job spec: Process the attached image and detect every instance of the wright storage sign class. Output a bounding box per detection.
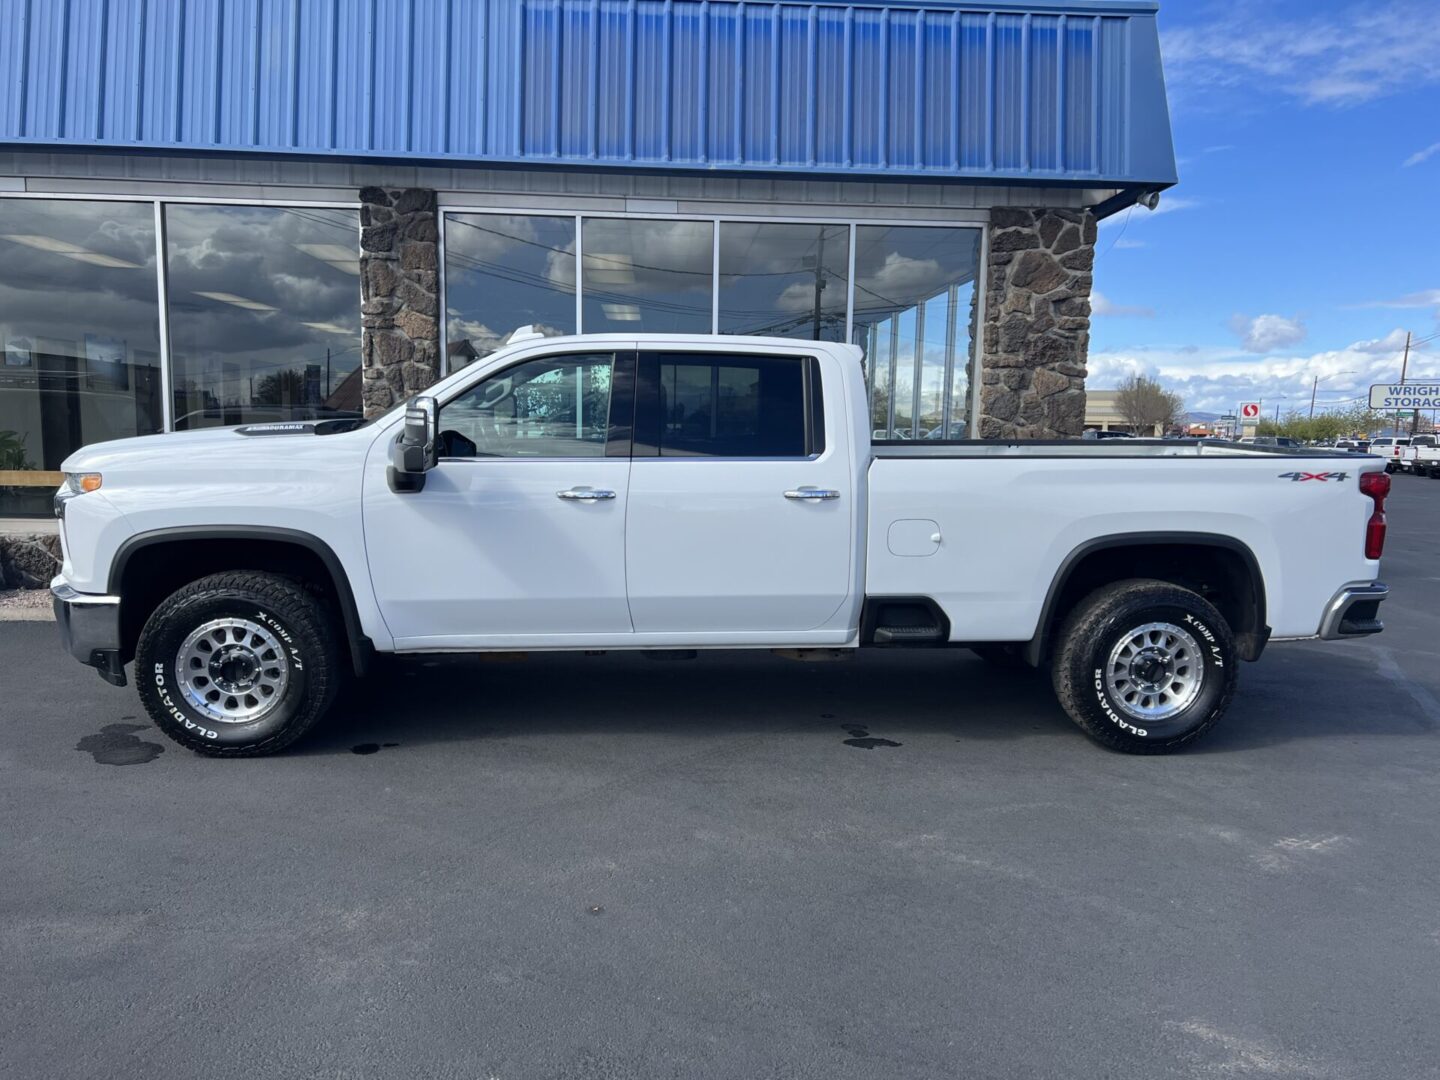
[1370,384,1440,410]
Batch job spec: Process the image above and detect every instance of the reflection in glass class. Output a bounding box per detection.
[653,353,807,458]
[852,225,981,440]
[717,223,849,341]
[165,205,361,429]
[0,199,162,515]
[444,214,576,367]
[581,218,713,333]
[439,353,612,458]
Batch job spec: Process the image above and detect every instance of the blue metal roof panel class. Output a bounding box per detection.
[0,0,1176,187]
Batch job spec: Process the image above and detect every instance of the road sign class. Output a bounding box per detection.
[1370,383,1440,410]
[1240,402,1261,420]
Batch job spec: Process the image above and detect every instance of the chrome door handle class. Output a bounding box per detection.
[784,487,841,500]
[556,487,616,501]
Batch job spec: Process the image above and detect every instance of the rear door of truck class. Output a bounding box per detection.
[623,343,859,639]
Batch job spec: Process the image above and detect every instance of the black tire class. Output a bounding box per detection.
[1051,578,1237,754]
[136,571,343,756]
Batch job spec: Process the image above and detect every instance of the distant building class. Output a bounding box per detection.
[1083,391,1166,437]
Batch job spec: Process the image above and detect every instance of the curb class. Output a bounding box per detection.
[0,608,55,622]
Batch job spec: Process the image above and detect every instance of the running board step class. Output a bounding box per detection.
[872,624,945,644]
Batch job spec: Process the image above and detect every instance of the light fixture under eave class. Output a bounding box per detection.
[601,303,642,321]
[584,253,637,285]
[293,243,360,275]
[2,233,144,269]
[302,321,356,336]
[194,291,279,313]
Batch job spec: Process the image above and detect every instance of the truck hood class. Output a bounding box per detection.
[60,419,381,474]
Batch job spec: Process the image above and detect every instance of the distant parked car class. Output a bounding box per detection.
[1240,436,1302,448]
[1081,429,1136,440]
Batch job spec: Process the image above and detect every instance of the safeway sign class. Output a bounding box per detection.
[1240,403,1261,420]
[1370,383,1440,410]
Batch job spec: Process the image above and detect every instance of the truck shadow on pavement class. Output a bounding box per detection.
[288,641,1431,757]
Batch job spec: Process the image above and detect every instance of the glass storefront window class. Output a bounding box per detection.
[0,199,162,515]
[852,225,981,440]
[581,218,713,333]
[444,214,577,368]
[716,222,850,341]
[164,205,362,430]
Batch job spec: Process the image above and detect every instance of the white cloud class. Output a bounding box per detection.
[1352,329,1414,353]
[1091,291,1154,318]
[1162,3,1440,107]
[858,252,945,298]
[1228,313,1307,353]
[1402,141,1440,167]
[1087,334,1415,414]
[1353,288,1440,311]
[1113,239,1146,250]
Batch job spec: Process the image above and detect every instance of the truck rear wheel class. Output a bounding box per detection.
[135,572,342,756]
[1051,579,1237,754]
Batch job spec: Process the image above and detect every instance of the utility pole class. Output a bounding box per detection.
[1309,375,1319,420]
[811,231,826,342]
[1399,331,1415,437]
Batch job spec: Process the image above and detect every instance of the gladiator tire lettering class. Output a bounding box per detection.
[1092,669,1148,736]
[153,662,218,738]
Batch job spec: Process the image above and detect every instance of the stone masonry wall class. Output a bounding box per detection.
[0,531,61,589]
[978,208,1097,439]
[359,187,441,417]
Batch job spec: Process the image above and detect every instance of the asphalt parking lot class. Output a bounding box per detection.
[3,474,1439,1080]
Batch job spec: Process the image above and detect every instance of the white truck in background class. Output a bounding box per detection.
[1370,436,1409,472]
[51,333,1391,758]
[1397,434,1439,477]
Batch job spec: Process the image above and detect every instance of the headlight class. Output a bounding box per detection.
[64,472,103,494]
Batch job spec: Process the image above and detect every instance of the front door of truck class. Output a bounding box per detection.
[363,350,636,648]
[624,349,855,637]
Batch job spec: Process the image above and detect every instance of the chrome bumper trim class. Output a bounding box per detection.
[51,577,125,686]
[1318,581,1388,640]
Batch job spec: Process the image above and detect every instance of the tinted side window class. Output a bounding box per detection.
[439,353,614,458]
[640,353,815,458]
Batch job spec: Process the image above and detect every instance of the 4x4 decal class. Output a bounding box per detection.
[1278,471,1349,482]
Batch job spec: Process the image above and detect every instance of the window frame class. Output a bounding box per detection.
[632,350,825,461]
[0,191,361,438]
[434,349,638,462]
[438,206,987,438]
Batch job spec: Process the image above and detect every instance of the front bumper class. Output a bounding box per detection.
[51,577,126,686]
[1318,581,1388,640]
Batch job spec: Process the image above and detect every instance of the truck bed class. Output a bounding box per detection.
[873,439,1365,460]
[865,440,1380,643]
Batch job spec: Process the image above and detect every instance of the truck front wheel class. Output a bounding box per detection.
[135,572,342,756]
[1051,579,1237,754]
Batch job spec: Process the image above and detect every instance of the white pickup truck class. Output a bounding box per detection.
[1397,434,1440,477]
[51,333,1391,757]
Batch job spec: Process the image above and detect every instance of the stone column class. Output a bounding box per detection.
[977,208,1097,439]
[359,187,441,417]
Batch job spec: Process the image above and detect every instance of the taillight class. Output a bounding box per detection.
[1359,470,1390,560]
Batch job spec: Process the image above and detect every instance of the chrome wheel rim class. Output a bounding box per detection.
[1104,621,1204,722]
[175,618,290,724]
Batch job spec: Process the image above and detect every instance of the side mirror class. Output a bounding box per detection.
[388,395,438,493]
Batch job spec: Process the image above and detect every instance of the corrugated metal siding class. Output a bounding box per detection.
[0,0,1176,186]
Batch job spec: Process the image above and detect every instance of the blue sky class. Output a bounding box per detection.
[1086,0,1440,417]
